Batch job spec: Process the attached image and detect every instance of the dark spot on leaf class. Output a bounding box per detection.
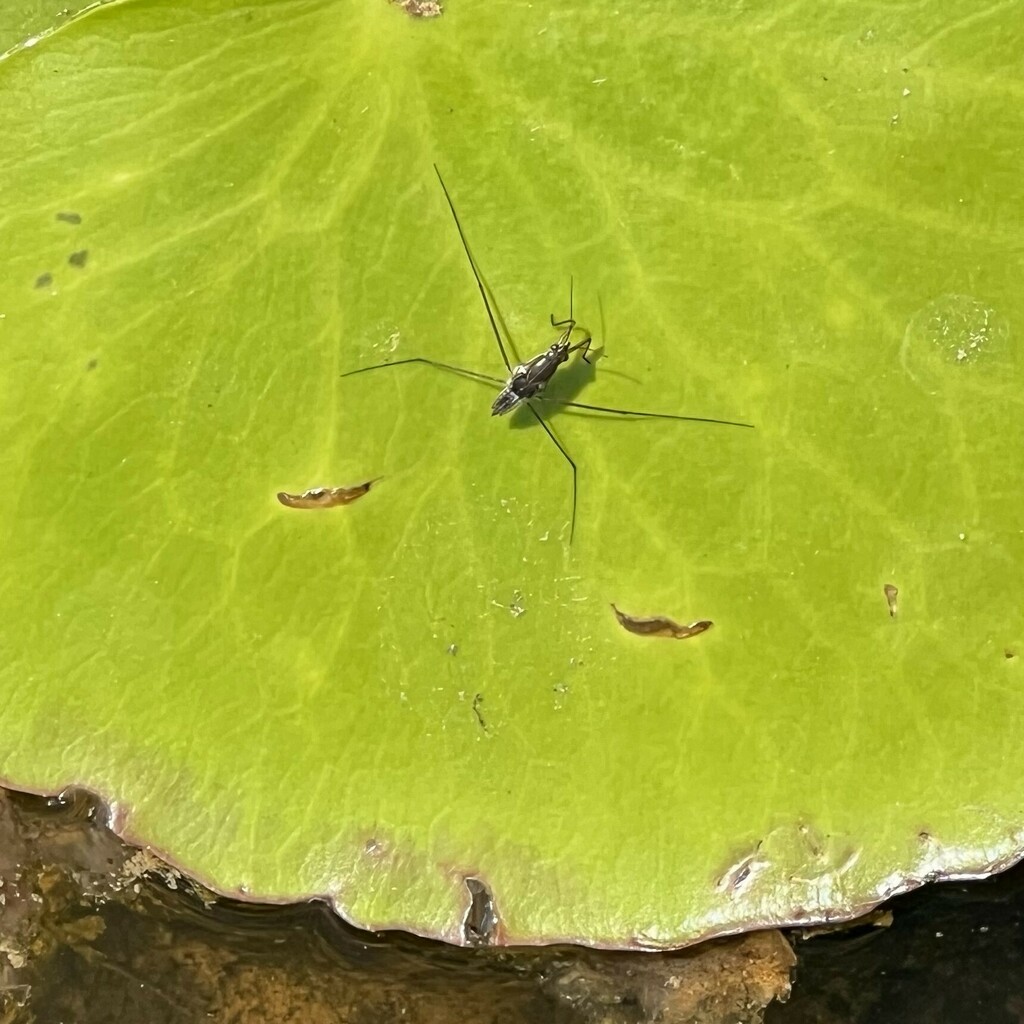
[463,877,498,946]
[55,211,82,225]
[471,693,487,733]
[716,843,764,893]
[610,604,713,640]
[86,358,98,371]
[34,272,52,289]
[68,249,88,268]
[276,479,380,509]
[884,583,898,617]
[391,0,442,16]
[1006,649,1017,660]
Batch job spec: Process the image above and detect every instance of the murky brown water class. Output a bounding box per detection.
[0,787,791,1023]
[1,785,1022,1023]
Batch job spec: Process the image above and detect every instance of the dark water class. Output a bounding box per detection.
[1,786,1022,1023]
[769,868,1024,1024]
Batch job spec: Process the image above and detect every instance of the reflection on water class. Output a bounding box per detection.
[1,785,1022,1023]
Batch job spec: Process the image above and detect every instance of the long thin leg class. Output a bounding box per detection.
[433,165,513,373]
[340,357,504,387]
[525,402,578,544]
[534,395,754,429]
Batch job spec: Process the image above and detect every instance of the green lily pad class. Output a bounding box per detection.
[0,0,1022,947]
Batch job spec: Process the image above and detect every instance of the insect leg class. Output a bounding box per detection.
[567,331,593,364]
[534,395,754,429]
[525,402,578,543]
[433,165,514,373]
[340,356,504,388]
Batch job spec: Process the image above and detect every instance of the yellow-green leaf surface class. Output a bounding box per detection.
[1,0,1022,946]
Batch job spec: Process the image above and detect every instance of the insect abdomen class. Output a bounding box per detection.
[491,388,521,416]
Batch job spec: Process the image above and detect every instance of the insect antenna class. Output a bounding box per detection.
[433,165,514,373]
[340,356,503,388]
[549,277,593,363]
[525,402,578,543]
[550,276,576,340]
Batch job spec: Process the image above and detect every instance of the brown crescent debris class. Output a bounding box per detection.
[276,479,380,510]
[610,604,713,640]
[884,583,899,617]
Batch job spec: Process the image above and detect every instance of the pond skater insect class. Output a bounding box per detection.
[341,166,753,542]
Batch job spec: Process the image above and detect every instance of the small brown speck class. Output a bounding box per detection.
[884,583,898,617]
[34,272,53,289]
[68,250,88,268]
[56,211,82,225]
[86,358,98,371]
[471,693,487,733]
[1006,649,1017,660]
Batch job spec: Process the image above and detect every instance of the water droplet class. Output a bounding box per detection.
[900,294,1012,385]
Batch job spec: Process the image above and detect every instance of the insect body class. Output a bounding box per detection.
[491,308,592,416]
[340,165,753,542]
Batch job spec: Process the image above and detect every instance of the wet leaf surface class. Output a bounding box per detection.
[0,0,1022,945]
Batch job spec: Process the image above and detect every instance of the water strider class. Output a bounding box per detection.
[341,165,753,542]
